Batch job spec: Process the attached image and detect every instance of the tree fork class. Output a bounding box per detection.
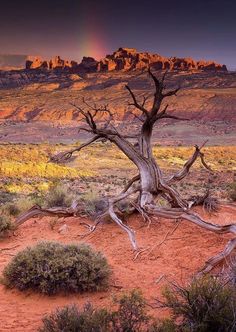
[14,69,236,275]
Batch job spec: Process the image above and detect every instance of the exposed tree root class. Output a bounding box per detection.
[131,201,152,227]
[15,204,78,227]
[146,204,236,274]
[77,220,101,238]
[14,196,236,275]
[108,185,140,250]
[202,196,219,214]
[191,189,219,213]
[199,238,236,275]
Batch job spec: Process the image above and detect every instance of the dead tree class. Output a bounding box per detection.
[16,69,236,275]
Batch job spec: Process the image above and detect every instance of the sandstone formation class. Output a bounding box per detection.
[25,47,227,73]
[77,57,99,72]
[98,48,227,72]
[26,56,78,70]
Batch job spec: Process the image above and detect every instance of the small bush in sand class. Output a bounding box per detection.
[39,303,111,332]
[148,319,177,332]
[228,182,236,201]
[0,214,15,237]
[161,276,236,332]
[111,289,149,331]
[80,190,108,217]
[3,202,21,216]
[2,196,37,217]
[39,290,149,332]
[2,241,111,295]
[39,276,236,332]
[44,183,76,208]
[226,258,236,285]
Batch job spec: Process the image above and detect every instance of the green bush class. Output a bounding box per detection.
[3,202,21,216]
[162,276,236,332]
[111,289,149,332]
[40,290,150,332]
[148,319,177,332]
[227,260,236,285]
[0,214,14,237]
[44,183,76,208]
[228,182,236,201]
[2,241,111,295]
[0,191,16,205]
[2,196,38,217]
[38,278,236,332]
[79,191,108,217]
[39,303,111,332]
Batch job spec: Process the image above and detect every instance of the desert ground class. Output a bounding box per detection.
[1,205,236,331]
[0,141,236,330]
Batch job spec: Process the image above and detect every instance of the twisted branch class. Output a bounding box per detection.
[167,141,213,184]
[50,135,100,163]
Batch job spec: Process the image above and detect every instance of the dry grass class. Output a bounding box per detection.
[0,143,235,204]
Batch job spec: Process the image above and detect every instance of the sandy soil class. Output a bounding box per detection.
[0,205,236,331]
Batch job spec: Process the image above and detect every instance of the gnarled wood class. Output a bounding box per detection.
[15,204,79,226]
[13,69,236,275]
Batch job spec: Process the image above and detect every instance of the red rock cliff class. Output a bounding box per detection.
[25,48,227,72]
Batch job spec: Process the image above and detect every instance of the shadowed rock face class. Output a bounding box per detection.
[25,47,227,72]
[0,68,236,125]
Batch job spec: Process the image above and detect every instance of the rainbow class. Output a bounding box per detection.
[77,11,108,61]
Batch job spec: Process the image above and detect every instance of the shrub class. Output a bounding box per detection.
[44,183,76,208]
[2,241,111,295]
[15,196,38,212]
[39,290,150,332]
[228,182,236,201]
[1,196,38,218]
[0,191,16,205]
[148,319,177,332]
[111,289,149,332]
[3,202,21,216]
[0,214,14,237]
[161,276,236,332]
[80,191,108,217]
[39,303,111,332]
[226,258,236,285]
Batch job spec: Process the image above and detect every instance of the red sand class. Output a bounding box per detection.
[0,205,236,331]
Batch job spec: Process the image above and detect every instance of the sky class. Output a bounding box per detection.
[0,0,236,69]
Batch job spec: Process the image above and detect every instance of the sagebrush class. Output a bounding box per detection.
[39,303,111,332]
[2,241,111,295]
[0,214,14,237]
[39,290,150,332]
[44,183,76,208]
[161,276,236,332]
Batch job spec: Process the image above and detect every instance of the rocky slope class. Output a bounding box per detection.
[25,47,227,72]
[0,69,235,123]
[0,49,235,145]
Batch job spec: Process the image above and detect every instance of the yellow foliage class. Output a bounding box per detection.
[5,183,34,194]
[0,161,95,179]
[37,182,51,192]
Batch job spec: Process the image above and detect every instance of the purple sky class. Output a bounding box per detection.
[1,0,236,69]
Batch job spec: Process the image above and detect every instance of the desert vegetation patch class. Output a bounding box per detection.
[2,241,111,295]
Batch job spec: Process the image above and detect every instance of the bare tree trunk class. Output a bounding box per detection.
[15,69,236,276]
